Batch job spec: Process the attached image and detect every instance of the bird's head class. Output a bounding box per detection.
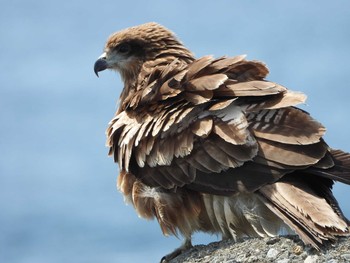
[94,22,194,83]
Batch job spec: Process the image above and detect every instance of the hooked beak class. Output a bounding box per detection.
[94,53,108,77]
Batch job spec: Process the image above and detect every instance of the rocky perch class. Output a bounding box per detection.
[170,236,350,263]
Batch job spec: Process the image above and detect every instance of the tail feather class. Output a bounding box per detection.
[307,149,350,185]
[258,175,349,249]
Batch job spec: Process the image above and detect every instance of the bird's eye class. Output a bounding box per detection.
[118,43,131,54]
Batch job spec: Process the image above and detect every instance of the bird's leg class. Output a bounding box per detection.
[160,237,192,263]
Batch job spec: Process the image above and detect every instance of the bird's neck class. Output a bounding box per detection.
[118,52,194,112]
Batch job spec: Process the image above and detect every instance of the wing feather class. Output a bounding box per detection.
[257,138,328,166]
[187,74,228,91]
[248,108,326,145]
[225,80,286,96]
[107,54,349,196]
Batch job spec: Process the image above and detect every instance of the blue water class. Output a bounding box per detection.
[1,1,350,262]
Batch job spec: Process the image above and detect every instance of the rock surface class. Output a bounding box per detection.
[169,236,350,263]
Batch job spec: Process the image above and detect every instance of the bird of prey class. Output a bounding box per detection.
[94,22,350,262]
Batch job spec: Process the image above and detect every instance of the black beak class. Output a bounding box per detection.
[94,57,108,77]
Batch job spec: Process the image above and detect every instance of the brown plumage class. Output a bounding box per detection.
[94,22,350,262]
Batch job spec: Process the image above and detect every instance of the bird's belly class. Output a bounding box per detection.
[201,193,294,240]
[118,171,293,240]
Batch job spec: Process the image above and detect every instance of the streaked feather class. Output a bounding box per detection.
[191,117,213,137]
[225,80,286,96]
[187,74,228,91]
[257,138,328,166]
[248,107,326,145]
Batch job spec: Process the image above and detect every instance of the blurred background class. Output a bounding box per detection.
[1,0,350,262]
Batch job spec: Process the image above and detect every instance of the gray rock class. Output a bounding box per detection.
[304,255,318,263]
[266,248,279,258]
[169,236,350,263]
[341,253,350,261]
